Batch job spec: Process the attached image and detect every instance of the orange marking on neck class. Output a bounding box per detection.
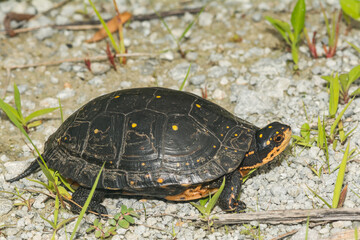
[239,128,292,172]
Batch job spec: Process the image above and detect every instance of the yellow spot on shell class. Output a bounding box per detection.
[157,178,164,184]
[231,187,234,191]
[225,147,228,150]
[196,104,201,108]
[226,126,229,129]
[94,129,99,134]
[186,162,189,166]
[132,123,137,128]
[130,181,135,185]
[234,133,238,137]
[177,163,180,167]
[197,159,200,162]
[141,163,146,166]
[276,131,279,134]
[266,140,270,145]
[64,137,68,140]
[110,161,113,164]
[114,95,120,98]
[259,134,263,138]
[268,126,273,128]
[220,134,223,136]
[213,145,217,148]
[172,125,178,131]
[156,95,161,98]
[234,150,238,152]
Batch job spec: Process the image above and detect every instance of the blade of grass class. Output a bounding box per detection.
[264,17,291,45]
[179,63,192,91]
[347,64,360,88]
[329,73,340,117]
[205,176,226,214]
[330,98,354,139]
[24,107,59,123]
[291,0,306,41]
[88,0,120,53]
[332,142,350,208]
[13,83,24,121]
[178,6,205,42]
[70,162,105,240]
[58,98,64,123]
[307,185,332,208]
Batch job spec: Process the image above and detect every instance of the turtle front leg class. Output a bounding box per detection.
[218,170,246,212]
[70,186,108,215]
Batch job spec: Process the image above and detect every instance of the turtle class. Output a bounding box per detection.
[7,87,291,215]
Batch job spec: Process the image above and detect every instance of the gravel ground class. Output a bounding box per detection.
[1,0,360,239]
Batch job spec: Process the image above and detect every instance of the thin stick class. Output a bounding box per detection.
[187,208,360,225]
[1,7,203,35]
[5,52,156,70]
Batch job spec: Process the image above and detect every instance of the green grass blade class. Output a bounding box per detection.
[155,9,177,44]
[70,162,105,240]
[88,0,119,52]
[340,0,360,21]
[38,161,55,182]
[291,0,306,41]
[40,215,56,229]
[13,83,24,121]
[264,16,291,45]
[350,87,360,96]
[347,41,360,53]
[291,42,299,66]
[2,101,22,123]
[205,176,226,214]
[321,75,334,83]
[329,73,340,117]
[306,185,332,208]
[179,63,192,91]
[178,6,205,42]
[347,65,360,88]
[190,202,206,214]
[332,142,350,208]
[317,116,325,149]
[24,107,59,124]
[330,98,354,138]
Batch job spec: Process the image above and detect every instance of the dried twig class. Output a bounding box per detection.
[187,208,360,225]
[4,52,156,70]
[2,7,203,36]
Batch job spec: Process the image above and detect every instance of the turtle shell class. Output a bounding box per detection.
[43,87,257,192]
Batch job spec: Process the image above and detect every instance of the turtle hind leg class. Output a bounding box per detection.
[6,157,41,183]
[70,186,108,215]
[218,171,246,212]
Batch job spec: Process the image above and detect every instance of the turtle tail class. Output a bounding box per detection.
[6,157,41,183]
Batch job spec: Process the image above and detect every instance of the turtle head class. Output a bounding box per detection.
[239,122,291,175]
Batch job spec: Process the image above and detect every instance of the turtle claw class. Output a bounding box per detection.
[234,200,246,213]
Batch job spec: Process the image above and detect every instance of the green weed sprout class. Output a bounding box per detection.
[156,6,205,58]
[191,176,225,231]
[86,205,139,239]
[1,83,58,133]
[322,65,360,105]
[320,4,342,58]
[307,142,353,208]
[265,0,305,69]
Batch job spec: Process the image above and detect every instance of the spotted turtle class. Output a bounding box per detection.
[8,87,291,214]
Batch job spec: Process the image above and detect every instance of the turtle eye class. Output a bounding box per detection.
[274,134,284,143]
